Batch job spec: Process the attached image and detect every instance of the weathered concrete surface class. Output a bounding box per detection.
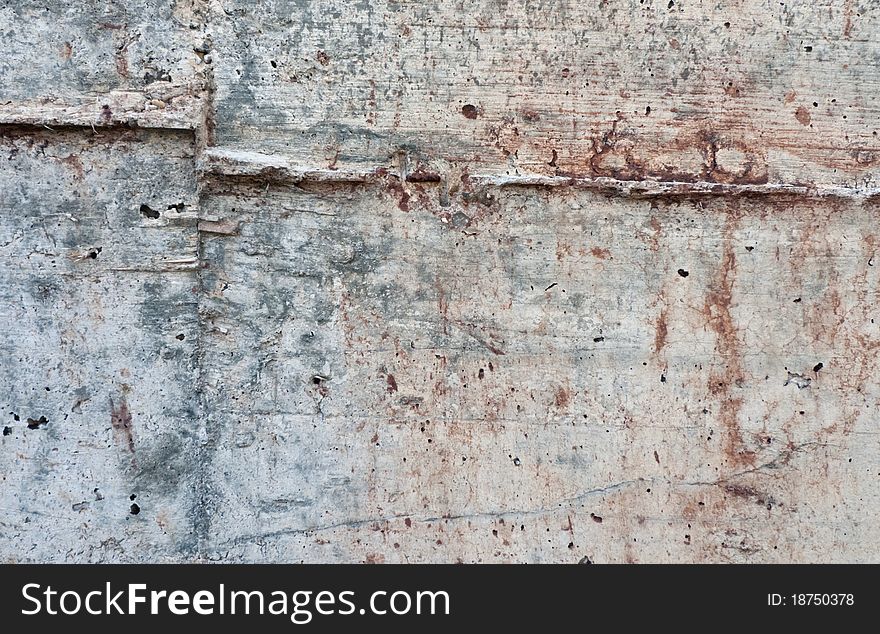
[1,1,879,562]
[0,128,202,561]
[210,0,880,187]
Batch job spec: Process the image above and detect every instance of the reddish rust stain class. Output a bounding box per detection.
[795,106,811,126]
[386,374,398,393]
[385,178,411,211]
[520,107,540,122]
[723,483,775,509]
[590,247,611,260]
[112,28,132,79]
[406,169,442,183]
[366,79,377,125]
[723,483,761,499]
[453,319,506,356]
[364,553,385,564]
[115,51,128,78]
[783,90,797,104]
[59,154,84,180]
[404,518,412,528]
[654,304,668,355]
[572,118,769,185]
[699,130,769,185]
[436,280,449,335]
[327,149,340,171]
[554,386,570,408]
[844,0,854,37]
[110,396,135,453]
[60,41,72,61]
[703,224,755,468]
[555,240,573,261]
[646,216,662,252]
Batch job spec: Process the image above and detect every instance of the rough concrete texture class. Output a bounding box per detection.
[1,1,878,563]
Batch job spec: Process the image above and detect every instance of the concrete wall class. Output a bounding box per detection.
[1,1,878,563]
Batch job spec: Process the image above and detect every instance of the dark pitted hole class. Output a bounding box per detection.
[461,104,479,119]
[130,503,140,515]
[26,416,48,430]
[677,268,689,277]
[813,362,823,372]
[140,204,160,219]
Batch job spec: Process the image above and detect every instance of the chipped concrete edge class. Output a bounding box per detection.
[199,147,880,199]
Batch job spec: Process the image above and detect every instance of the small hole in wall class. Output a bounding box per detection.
[87,247,102,259]
[27,416,48,429]
[176,333,185,341]
[130,503,140,515]
[461,104,479,119]
[677,268,689,277]
[140,204,160,219]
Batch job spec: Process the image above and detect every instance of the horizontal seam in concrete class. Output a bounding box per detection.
[199,148,880,199]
